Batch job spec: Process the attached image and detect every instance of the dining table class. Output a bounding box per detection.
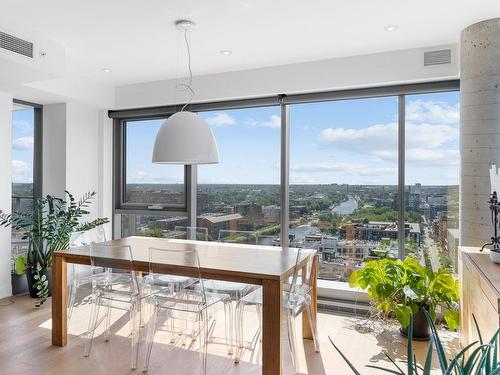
[51,236,318,375]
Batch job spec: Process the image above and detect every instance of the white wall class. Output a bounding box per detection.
[65,103,100,219]
[0,91,13,298]
[115,44,459,108]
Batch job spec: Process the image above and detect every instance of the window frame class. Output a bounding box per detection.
[113,116,191,213]
[110,80,460,252]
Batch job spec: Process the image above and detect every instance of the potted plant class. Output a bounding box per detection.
[349,257,459,340]
[11,254,28,294]
[0,191,108,306]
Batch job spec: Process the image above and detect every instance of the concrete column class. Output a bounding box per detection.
[460,18,500,246]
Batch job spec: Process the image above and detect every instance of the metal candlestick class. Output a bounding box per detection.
[481,191,500,251]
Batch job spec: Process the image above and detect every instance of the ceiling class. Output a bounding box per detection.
[1,0,500,87]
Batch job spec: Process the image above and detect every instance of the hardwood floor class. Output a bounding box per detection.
[0,294,460,374]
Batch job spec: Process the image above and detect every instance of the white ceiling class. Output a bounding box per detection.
[1,0,500,87]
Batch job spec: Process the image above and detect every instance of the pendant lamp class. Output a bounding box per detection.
[152,20,219,165]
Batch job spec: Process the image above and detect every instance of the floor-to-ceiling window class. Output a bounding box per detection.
[404,91,460,272]
[197,107,281,243]
[11,100,41,263]
[111,81,459,288]
[289,97,399,282]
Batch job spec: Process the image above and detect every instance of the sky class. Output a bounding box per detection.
[12,108,34,183]
[126,91,460,186]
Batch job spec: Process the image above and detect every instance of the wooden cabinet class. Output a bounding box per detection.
[459,247,500,349]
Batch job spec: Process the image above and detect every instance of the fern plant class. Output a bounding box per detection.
[330,311,499,374]
[0,191,108,306]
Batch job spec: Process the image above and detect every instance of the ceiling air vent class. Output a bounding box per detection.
[0,31,33,58]
[424,49,451,66]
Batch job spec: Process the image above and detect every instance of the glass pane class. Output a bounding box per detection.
[124,119,185,207]
[120,214,188,238]
[196,107,281,244]
[405,91,460,273]
[11,105,34,267]
[290,97,399,282]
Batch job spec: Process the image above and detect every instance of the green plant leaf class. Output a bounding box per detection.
[395,304,412,328]
[403,285,418,300]
[328,336,362,375]
[14,256,27,275]
[444,309,460,330]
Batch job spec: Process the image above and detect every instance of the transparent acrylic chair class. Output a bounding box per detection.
[142,247,233,375]
[68,227,106,321]
[161,226,208,290]
[196,230,259,354]
[204,230,257,302]
[234,249,320,372]
[157,226,209,342]
[84,243,141,370]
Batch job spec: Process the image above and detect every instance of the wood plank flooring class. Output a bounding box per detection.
[0,294,460,374]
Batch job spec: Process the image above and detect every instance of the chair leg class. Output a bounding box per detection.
[234,301,242,363]
[286,311,298,374]
[84,295,101,357]
[256,304,262,342]
[104,301,112,342]
[305,304,320,353]
[67,273,77,321]
[199,309,208,375]
[130,300,140,370]
[224,301,233,355]
[143,303,158,373]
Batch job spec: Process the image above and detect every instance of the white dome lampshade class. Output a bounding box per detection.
[152,111,219,165]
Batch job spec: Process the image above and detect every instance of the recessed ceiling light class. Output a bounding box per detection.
[220,50,232,56]
[102,68,112,73]
[384,25,399,32]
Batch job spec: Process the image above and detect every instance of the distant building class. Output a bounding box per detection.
[155,216,188,231]
[315,235,379,262]
[262,205,280,224]
[197,213,244,240]
[353,221,421,246]
[446,228,460,272]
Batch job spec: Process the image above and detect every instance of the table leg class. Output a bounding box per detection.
[52,256,67,346]
[262,279,283,375]
[302,255,318,340]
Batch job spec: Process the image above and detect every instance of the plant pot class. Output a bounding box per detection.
[490,250,500,264]
[11,274,29,295]
[26,268,52,298]
[399,308,430,341]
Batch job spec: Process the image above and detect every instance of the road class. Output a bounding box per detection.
[423,225,441,271]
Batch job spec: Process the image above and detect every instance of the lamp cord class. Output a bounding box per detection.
[178,29,195,112]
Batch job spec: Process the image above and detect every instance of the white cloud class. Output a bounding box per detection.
[12,160,32,183]
[406,99,459,125]
[248,115,281,129]
[12,137,34,151]
[318,121,459,166]
[12,160,29,173]
[291,162,396,177]
[205,112,235,127]
[12,120,33,134]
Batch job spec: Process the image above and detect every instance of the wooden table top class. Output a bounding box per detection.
[54,236,316,283]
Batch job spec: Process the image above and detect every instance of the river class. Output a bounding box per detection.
[331,195,358,215]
